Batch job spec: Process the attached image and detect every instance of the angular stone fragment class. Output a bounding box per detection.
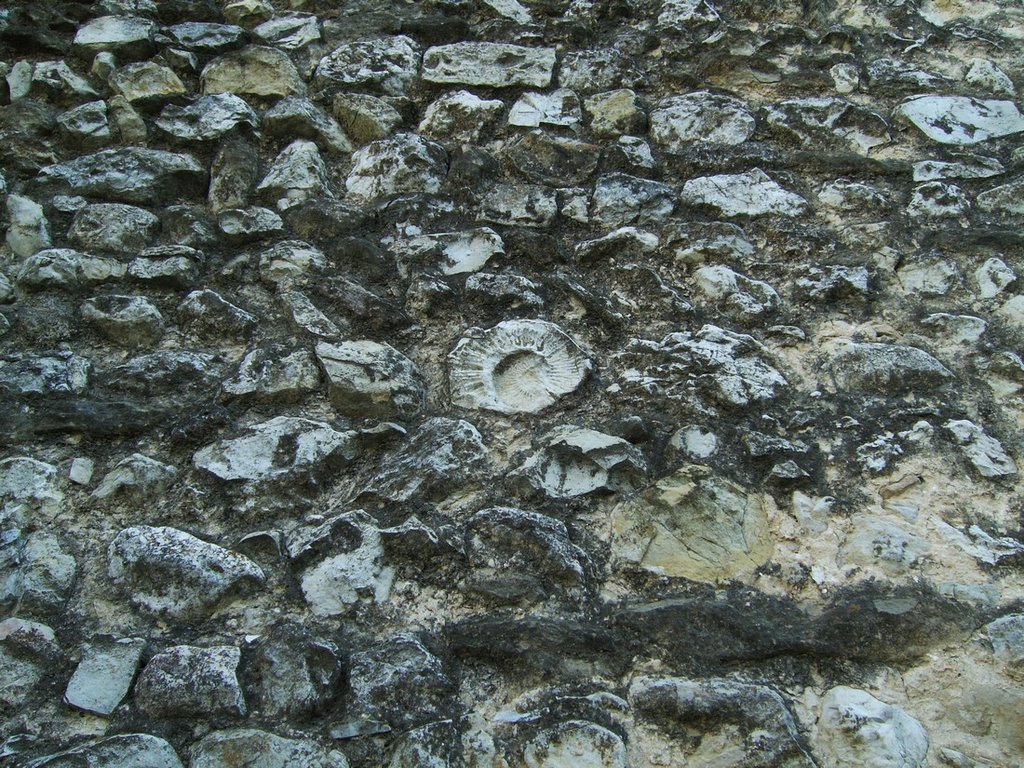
[35,148,207,205]
[826,341,952,393]
[650,91,755,150]
[522,721,626,768]
[977,176,1024,218]
[191,729,348,768]
[110,62,186,106]
[218,206,284,243]
[390,227,503,276]
[248,624,342,717]
[367,417,489,501]
[986,614,1024,675]
[895,96,1024,145]
[912,155,1004,182]
[616,325,787,407]
[504,132,601,188]
[509,89,581,128]
[57,101,111,149]
[315,36,420,95]
[464,507,588,603]
[976,257,1016,299]
[194,416,359,482]
[682,169,808,217]
[611,465,773,580]
[840,517,929,573]
[764,96,891,153]
[167,22,246,52]
[333,93,403,144]
[108,526,264,620]
[258,139,332,209]
[69,203,159,254]
[253,13,321,50]
[92,454,177,500]
[0,355,90,398]
[1,526,76,614]
[209,140,260,212]
[290,510,393,617]
[201,46,306,98]
[418,90,503,142]
[817,687,929,768]
[480,183,558,227]
[347,634,454,730]
[81,295,165,346]
[512,426,647,498]
[155,94,258,142]
[944,419,1017,478]
[584,89,646,138]
[345,133,447,205]
[177,290,256,337]
[64,637,145,716]
[449,319,591,414]
[907,181,970,218]
[5,195,51,258]
[101,350,223,397]
[23,734,183,768]
[259,239,327,286]
[134,645,246,719]
[591,173,675,226]
[694,264,779,317]
[264,97,352,154]
[222,347,321,401]
[74,16,155,58]
[316,340,425,418]
[422,42,556,88]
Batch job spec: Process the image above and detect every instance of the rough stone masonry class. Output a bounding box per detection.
[1,0,1023,766]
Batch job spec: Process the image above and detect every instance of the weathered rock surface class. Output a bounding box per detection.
[134,645,246,719]
[108,525,264,620]
[422,43,555,88]
[316,340,425,418]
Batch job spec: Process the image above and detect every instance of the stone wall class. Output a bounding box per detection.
[1,0,1023,765]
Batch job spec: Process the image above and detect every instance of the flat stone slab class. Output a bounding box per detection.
[895,96,1024,145]
[422,42,555,88]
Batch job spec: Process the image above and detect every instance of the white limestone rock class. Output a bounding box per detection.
[965,58,1016,97]
[289,511,393,617]
[422,42,556,88]
[74,15,155,58]
[591,173,675,226]
[390,227,503,276]
[449,319,592,414]
[222,347,321,401]
[985,614,1024,675]
[23,734,183,768]
[508,89,582,128]
[694,264,780,317]
[894,96,1024,145]
[253,13,321,51]
[345,133,448,205]
[616,325,788,407]
[912,155,1004,181]
[258,140,332,210]
[108,526,264,620]
[817,687,929,768]
[5,195,51,258]
[975,257,1016,298]
[110,62,186,106]
[682,169,808,217]
[191,729,348,768]
[316,340,426,418]
[155,93,258,142]
[765,96,891,153]
[419,90,505,142]
[826,341,952,393]
[610,465,773,581]
[977,176,1024,217]
[81,295,165,346]
[194,416,359,482]
[512,425,647,498]
[480,183,558,227]
[201,46,306,98]
[650,91,755,151]
[92,454,177,500]
[523,721,626,768]
[944,419,1018,478]
[64,637,145,716]
[315,36,420,95]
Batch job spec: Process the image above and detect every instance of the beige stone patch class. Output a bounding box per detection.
[610,465,774,581]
